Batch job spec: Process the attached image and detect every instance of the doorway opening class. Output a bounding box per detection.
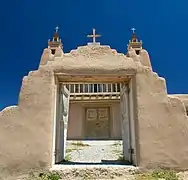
[52,79,137,166]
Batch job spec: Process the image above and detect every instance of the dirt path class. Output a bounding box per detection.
[65,140,125,164]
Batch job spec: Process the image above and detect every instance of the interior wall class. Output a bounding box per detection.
[111,102,122,139]
[67,101,122,140]
[67,103,84,139]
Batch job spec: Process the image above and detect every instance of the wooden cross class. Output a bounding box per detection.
[87,28,101,43]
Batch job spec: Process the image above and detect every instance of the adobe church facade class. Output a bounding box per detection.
[0,27,188,176]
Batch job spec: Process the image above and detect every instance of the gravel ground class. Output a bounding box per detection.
[9,165,188,180]
[51,165,137,180]
[177,171,188,180]
[64,140,125,164]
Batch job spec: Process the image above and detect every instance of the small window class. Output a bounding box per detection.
[51,49,56,55]
[135,50,140,55]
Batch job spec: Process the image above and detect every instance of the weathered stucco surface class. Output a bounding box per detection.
[40,45,137,74]
[169,94,188,108]
[0,44,188,179]
[0,69,56,178]
[135,67,188,169]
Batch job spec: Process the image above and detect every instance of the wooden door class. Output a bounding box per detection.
[85,107,110,139]
[55,85,70,163]
[120,83,131,162]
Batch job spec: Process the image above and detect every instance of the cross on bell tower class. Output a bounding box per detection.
[131,28,136,33]
[87,28,101,45]
[48,26,63,55]
[127,28,142,55]
[55,26,59,33]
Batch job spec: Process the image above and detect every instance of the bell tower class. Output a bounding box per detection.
[48,26,63,55]
[127,28,142,55]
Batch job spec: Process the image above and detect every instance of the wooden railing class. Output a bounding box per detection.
[65,83,122,95]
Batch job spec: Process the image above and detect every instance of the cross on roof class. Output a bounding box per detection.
[87,28,101,43]
[131,28,136,34]
[55,26,59,33]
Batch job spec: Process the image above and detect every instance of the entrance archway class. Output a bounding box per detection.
[52,75,137,166]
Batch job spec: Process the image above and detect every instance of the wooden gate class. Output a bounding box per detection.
[55,85,70,163]
[120,83,131,162]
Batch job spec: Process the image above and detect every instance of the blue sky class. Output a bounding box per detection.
[0,0,188,110]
